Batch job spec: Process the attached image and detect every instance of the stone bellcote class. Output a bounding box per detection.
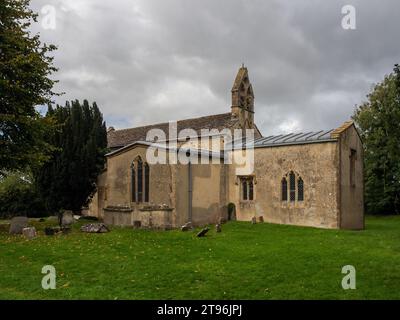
[231,65,254,129]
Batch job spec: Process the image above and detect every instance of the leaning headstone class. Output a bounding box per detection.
[22,227,37,239]
[196,227,210,237]
[251,216,257,224]
[259,216,264,223]
[62,211,74,226]
[181,221,193,231]
[216,223,222,233]
[80,223,109,233]
[9,216,28,234]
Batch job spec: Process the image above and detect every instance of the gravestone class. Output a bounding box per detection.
[259,216,264,223]
[216,223,222,233]
[218,217,227,225]
[181,221,193,231]
[80,223,109,233]
[9,216,28,234]
[22,227,37,239]
[251,216,257,224]
[62,211,74,226]
[196,227,210,237]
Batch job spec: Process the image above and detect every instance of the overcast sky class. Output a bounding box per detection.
[30,0,400,135]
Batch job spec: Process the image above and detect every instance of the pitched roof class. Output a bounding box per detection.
[237,129,338,149]
[107,113,238,149]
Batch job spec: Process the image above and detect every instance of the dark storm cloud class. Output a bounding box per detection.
[30,0,400,134]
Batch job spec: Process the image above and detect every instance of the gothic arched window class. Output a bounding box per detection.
[131,157,150,203]
[144,163,150,203]
[281,178,288,201]
[249,180,254,201]
[281,171,304,203]
[289,171,296,202]
[298,177,304,201]
[242,180,248,200]
[131,163,136,202]
[137,158,143,202]
[240,176,255,201]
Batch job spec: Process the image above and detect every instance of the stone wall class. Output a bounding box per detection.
[228,141,340,229]
[338,125,364,229]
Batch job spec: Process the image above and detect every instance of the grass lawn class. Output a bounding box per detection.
[0,215,399,300]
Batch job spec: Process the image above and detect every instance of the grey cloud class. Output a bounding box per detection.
[30,0,400,134]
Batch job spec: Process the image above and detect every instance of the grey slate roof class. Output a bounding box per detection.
[241,129,337,148]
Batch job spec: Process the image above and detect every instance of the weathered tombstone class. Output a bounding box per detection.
[218,217,227,225]
[181,221,192,231]
[22,227,37,239]
[9,216,28,234]
[197,227,210,237]
[251,216,257,224]
[259,216,264,223]
[62,211,74,226]
[80,223,109,233]
[216,223,222,233]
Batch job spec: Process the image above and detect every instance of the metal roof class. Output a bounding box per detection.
[238,129,337,149]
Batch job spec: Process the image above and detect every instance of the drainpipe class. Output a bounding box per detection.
[188,151,193,222]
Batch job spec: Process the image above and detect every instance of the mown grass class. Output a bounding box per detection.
[0,215,399,300]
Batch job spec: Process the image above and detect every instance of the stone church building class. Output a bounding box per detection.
[87,66,364,230]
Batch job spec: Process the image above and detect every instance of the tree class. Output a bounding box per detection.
[0,0,57,175]
[0,171,46,218]
[35,100,107,218]
[353,65,400,214]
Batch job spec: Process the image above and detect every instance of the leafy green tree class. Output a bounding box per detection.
[35,100,107,217]
[353,65,400,214]
[0,171,46,218]
[0,0,57,175]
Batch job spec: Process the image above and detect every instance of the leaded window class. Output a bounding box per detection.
[131,157,150,203]
[131,164,136,202]
[137,159,143,202]
[298,177,304,201]
[281,178,287,201]
[289,172,296,202]
[281,171,304,203]
[241,177,255,201]
[144,163,150,202]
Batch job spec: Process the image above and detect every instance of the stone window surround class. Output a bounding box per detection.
[130,156,150,204]
[236,175,257,203]
[281,170,305,207]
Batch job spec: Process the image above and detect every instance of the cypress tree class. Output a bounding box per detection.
[35,100,108,218]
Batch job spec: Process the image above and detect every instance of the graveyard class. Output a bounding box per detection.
[0,215,399,299]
